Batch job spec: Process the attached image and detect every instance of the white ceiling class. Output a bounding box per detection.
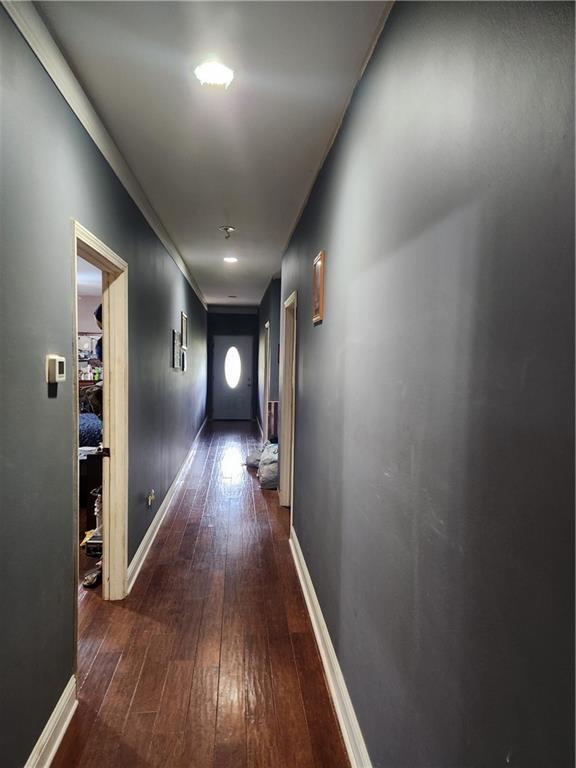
[38,2,385,305]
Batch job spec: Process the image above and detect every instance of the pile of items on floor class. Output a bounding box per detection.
[246,440,279,489]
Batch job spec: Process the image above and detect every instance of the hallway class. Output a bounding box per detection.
[2,3,573,766]
[54,422,348,768]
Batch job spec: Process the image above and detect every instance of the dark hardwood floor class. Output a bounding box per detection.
[54,421,350,768]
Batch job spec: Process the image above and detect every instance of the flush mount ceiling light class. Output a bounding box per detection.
[218,225,236,239]
[223,257,238,263]
[194,60,234,88]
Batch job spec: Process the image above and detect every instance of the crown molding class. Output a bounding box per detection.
[280,1,394,259]
[2,1,207,310]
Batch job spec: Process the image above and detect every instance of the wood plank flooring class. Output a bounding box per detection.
[54,421,350,768]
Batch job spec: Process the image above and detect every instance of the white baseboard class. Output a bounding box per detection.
[126,417,207,593]
[24,676,77,768]
[290,527,372,768]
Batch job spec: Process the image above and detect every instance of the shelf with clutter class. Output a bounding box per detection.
[78,332,103,383]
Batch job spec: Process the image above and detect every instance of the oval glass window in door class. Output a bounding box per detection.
[224,346,241,389]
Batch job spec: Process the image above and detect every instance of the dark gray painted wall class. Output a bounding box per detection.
[0,11,206,767]
[207,311,259,419]
[281,3,574,767]
[258,279,281,427]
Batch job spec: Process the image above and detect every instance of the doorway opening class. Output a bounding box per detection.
[74,221,128,604]
[77,255,104,593]
[279,291,297,525]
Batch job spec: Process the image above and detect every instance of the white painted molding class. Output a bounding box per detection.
[75,220,128,273]
[24,676,77,768]
[126,418,207,593]
[280,1,394,258]
[2,1,207,310]
[290,528,373,768]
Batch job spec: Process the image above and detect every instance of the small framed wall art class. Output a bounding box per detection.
[312,250,325,325]
[172,329,182,369]
[180,311,188,350]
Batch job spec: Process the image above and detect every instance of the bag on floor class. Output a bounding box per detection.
[245,449,262,468]
[245,440,270,468]
[259,442,278,466]
[257,442,279,489]
[258,459,279,490]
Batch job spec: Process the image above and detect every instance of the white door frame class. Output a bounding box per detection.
[279,291,297,524]
[73,221,128,602]
[263,320,271,440]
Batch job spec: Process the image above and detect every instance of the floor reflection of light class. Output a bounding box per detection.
[220,446,243,483]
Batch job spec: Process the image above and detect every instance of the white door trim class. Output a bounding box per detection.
[74,220,128,602]
[279,291,297,521]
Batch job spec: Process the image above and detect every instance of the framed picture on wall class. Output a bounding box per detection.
[172,329,181,369]
[180,312,188,350]
[312,250,325,325]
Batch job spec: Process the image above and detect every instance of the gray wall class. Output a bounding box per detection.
[0,10,206,767]
[281,3,574,767]
[258,278,281,428]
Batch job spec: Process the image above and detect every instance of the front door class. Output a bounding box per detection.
[212,335,253,419]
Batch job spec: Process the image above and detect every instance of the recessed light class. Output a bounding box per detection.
[194,61,234,89]
[223,257,238,263]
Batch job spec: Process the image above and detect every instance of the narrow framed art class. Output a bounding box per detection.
[180,311,188,350]
[312,250,325,325]
[172,329,181,369]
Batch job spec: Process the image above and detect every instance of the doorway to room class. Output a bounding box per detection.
[212,334,254,419]
[76,255,104,592]
[74,222,128,603]
[279,291,297,524]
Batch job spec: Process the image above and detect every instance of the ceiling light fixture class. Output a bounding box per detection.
[223,257,238,263]
[218,225,236,239]
[194,60,234,89]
